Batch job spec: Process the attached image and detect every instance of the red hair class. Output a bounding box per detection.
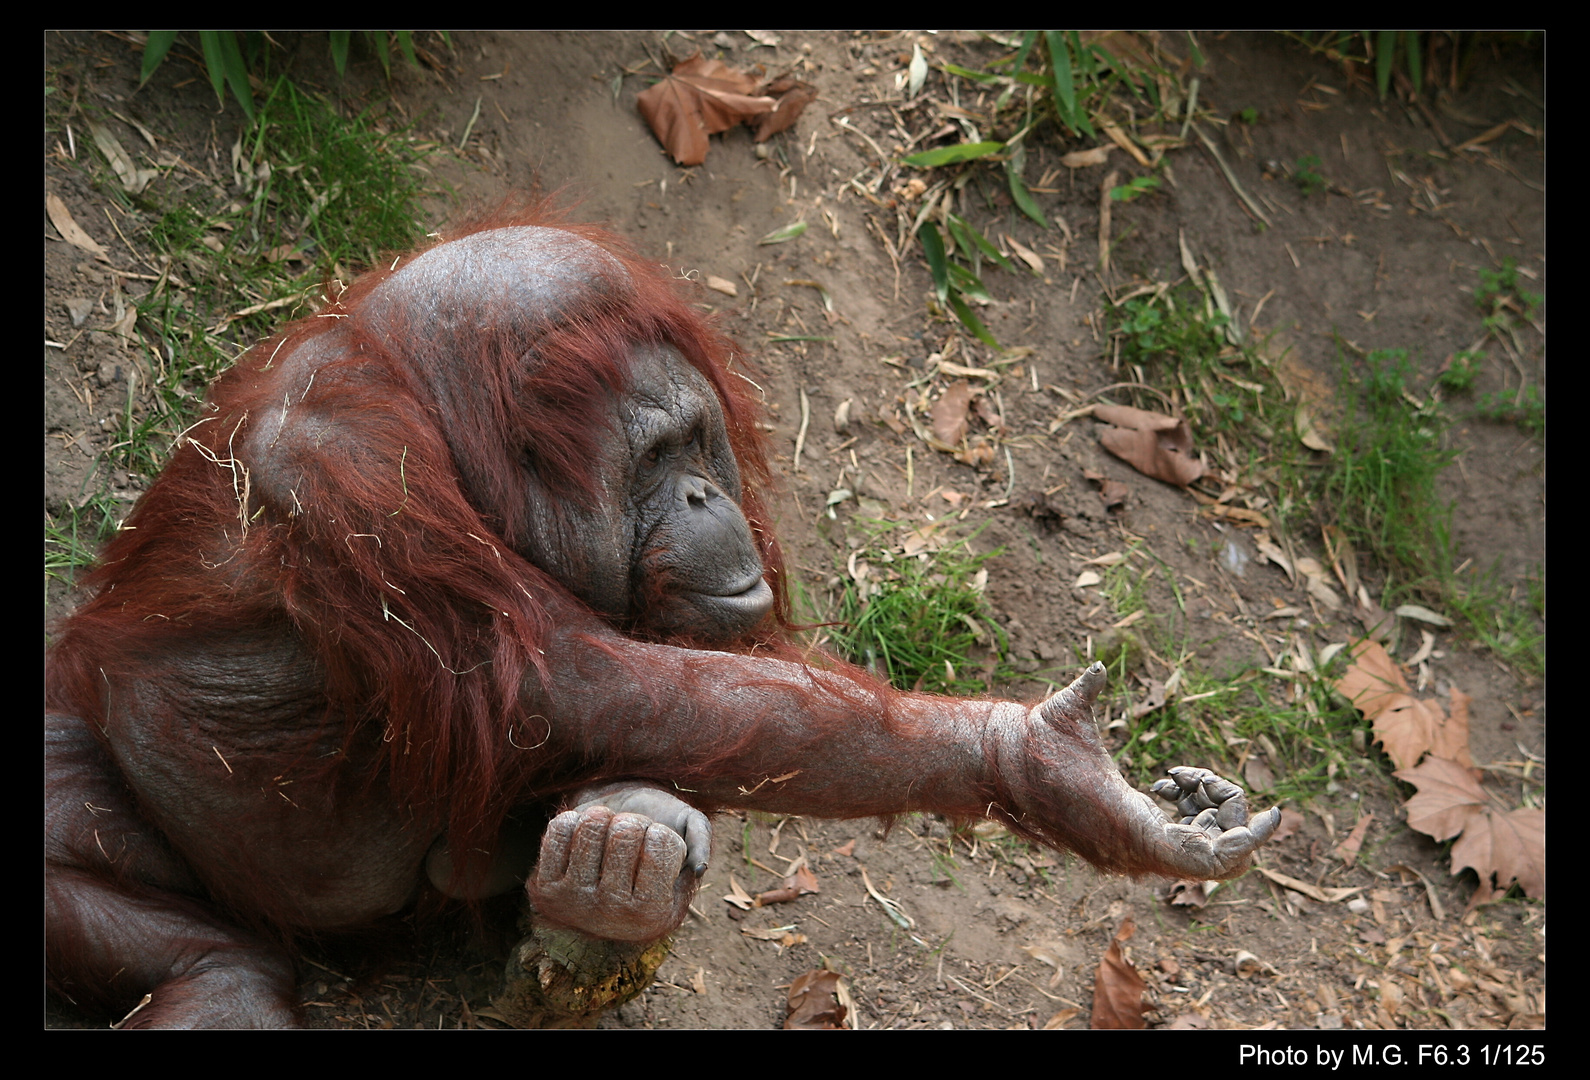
[46,198,790,913]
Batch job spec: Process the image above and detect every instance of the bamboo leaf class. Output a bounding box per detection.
[1375,30,1396,100]
[330,31,352,77]
[948,213,1016,273]
[919,221,950,302]
[140,31,179,86]
[949,291,1000,348]
[1005,145,1049,229]
[901,141,1005,168]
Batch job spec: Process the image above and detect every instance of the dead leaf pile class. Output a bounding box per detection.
[1334,640,1545,905]
[1094,403,1205,486]
[637,54,815,166]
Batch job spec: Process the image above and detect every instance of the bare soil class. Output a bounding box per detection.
[44,31,1544,1030]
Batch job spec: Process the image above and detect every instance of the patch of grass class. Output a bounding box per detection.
[1436,350,1482,393]
[1473,257,1544,352]
[1116,664,1363,804]
[825,525,1012,696]
[119,80,430,476]
[1107,287,1287,447]
[51,77,432,585]
[1445,565,1545,677]
[1318,347,1454,597]
[1474,385,1545,438]
[45,491,123,582]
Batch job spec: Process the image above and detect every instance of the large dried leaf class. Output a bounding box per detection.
[1090,918,1146,1029]
[1396,757,1546,901]
[636,54,814,166]
[785,969,848,1029]
[1094,403,1204,486]
[1333,639,1472,770]
[930,380,973,447]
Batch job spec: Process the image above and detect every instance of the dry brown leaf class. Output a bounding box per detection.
[1334,639,1472,770]
[1396,757,1545,901]
[1090,918,1146,1029]
[1333,812,1375,867]
[753,75,817,142]
[45,193,109,260]
[930,379,973,446]
[1094,403,1205,486]
[1062,145,1114,168]
[1083,468,1129,510]
[635,54,813,166]
[722,875,756,911]
[785,969,848,1029]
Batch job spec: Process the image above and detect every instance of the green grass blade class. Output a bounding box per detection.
[1005,148,1049,229]
[901,141,1004,168]
[948,213,1016,273]
[949,291,999,347]
[217,32,255,122]
[942,62,1000,84]
[1403,31,1422,95]
[1044,31,1079,133]
[330,31,352,77]
[141,31,179,85]
[1375,30,1395,99]
[395,31,419,69]
[199,31,229,107]
[918,221,950,302]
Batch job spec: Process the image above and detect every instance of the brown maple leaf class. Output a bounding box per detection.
[636,54,815,166]
[1396,756,1545,902]
[1333,639,1473,770]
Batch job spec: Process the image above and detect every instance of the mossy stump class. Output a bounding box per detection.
[495,915,670,1028]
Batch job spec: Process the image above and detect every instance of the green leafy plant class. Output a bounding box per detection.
[1475,385,1545,437]
[1293,154,1326,196]
[826,527,1011,696]
[1109,175,1161,202]
[915,215,1010,347]
[1474,257,1542,333]
[897,31,1176,344]
[1436,351,1482,393]
[139,31,432,122]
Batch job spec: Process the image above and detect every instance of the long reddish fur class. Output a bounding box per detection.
[45,199,800,924]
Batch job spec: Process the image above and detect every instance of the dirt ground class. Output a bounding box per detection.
[44,31,1544,1030]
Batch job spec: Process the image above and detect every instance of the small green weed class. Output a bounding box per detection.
[1109,175,1161,203]
[1107,289,1284,446]
[1293,154,1327,196]
[1445,565,1545,677]
[1474,385,1545,438]
[1473,257,1543,336]
[1436,351,1482,393]
[826,526,1011,696]
[1236,106,1260,124]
